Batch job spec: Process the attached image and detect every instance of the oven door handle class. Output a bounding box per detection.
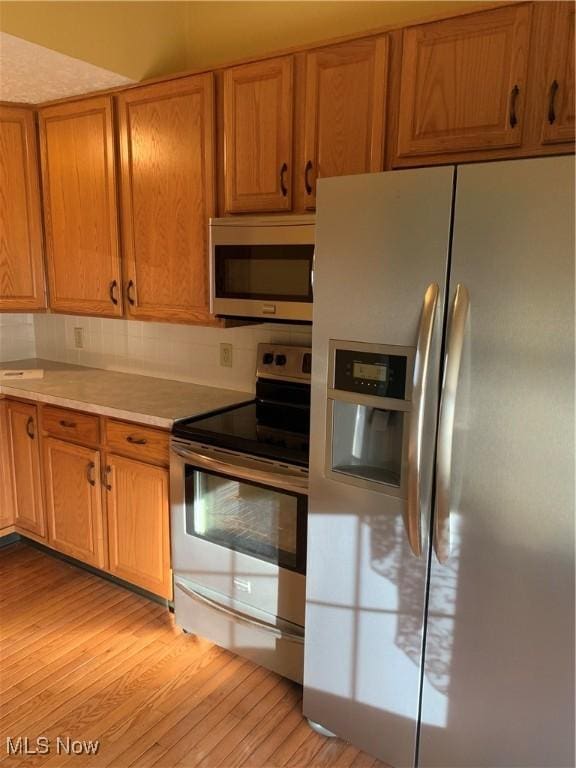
[175,580,305,644]
[171,444,309,495]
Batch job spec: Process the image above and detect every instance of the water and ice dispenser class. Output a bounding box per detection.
[326,341,414,498]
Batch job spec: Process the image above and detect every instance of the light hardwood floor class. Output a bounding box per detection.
[0,543,383,767]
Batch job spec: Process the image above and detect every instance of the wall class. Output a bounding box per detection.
[0,1,500,82]
[0,2,189,80]
[0,314,36,362]
[185,1,499,69]
[34,315,311,393]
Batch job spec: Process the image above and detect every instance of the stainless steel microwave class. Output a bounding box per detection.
[209,215,315,322]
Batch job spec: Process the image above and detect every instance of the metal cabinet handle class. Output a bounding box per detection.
[175,580,304,644]
[509,84,520,128]
[102,465,112,491]
[126,280,136,306]
[127,435,147,445]
[86,461,96,487]
[280,163,288,197]
[406,283,439,558]
[304,160,314,196]
[26,416,35,439]
[109,280,119,306]
[548,80,559,124]
[434,284,470,565]
[59,419,77,429]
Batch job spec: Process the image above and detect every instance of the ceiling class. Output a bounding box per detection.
[0,32,132,103]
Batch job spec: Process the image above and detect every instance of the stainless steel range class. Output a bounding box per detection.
[170,344,311,683]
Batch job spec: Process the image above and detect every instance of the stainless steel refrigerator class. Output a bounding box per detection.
[303,156,575,768]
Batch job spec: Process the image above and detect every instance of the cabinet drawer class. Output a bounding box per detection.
[42,406,100,445]
[105,420,169,466]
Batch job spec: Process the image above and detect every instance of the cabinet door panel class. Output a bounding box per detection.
[106,454,171,599]
[0,107,46,310]
[397,4,532,157]
[303,37,388,208]
[43,438,105,568]
[117,75,215,323]
[224,56,293,213]
[0,400,15,529]
[6,401,45,537]
[39,96,122,317]
[541,2,575,144]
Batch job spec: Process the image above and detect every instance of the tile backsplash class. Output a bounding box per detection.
[0,314,36,362]
[33,314,312,392]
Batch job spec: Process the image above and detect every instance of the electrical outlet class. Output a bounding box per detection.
[73,327,84,349]
[220,343,233,367]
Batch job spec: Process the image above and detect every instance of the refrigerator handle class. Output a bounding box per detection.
[406,282,439,557]
[434,284,470,564]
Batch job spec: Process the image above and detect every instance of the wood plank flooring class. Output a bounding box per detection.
[0,544,383,768]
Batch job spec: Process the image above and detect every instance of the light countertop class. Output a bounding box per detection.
[0,359,253,429]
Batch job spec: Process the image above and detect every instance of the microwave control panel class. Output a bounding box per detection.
[333,348,408,399]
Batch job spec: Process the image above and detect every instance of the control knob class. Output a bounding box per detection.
[275,354,287,366]
[262,352,274,365]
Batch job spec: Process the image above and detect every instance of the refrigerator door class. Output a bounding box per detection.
[304,168,455,767]
[419,156,575,768]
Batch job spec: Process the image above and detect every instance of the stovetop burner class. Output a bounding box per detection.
[172,344,311,468]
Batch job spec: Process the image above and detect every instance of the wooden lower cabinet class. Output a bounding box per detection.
[43,437,106,569]
[105,454,172,600]
[0,400,15,530]
[6,401,45,538]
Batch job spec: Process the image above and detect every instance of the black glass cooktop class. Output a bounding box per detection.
[172,401,310,468]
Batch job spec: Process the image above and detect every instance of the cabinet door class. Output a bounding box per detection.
[6,401,45,537]
[0,107,46,310]
[117,75,216,324]
[43,438,105,568]
[540,2,575,145]
[302,37,388,208]
[105,454,171,599]
[39,96,123,317]
[224,56,294,213]
[397,4,532,157]
[0,400,15,529]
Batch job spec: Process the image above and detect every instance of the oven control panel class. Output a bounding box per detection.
[257,344,312,382]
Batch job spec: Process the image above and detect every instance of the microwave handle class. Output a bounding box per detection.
[171,443,309,495]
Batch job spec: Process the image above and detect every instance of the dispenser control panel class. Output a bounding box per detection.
[333,348,408,399]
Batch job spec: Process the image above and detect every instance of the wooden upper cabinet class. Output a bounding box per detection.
[38,96,123,317]
[117,75,216,323]
[6,400,45,538]
[0,107,46,311]
[397,4,532,158]
[43,437,106,569]
[224,56,294,213]
[302,37,388,208]
[540,2,575,145]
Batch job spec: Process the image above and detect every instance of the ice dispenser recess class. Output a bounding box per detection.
[326,340,415,497]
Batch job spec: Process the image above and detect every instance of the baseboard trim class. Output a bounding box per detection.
[4,535,172,609]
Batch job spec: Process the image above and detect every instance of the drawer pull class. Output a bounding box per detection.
[127,280,136,306]
[109,280,119,306]
[127,435,147,445]
[86,461,96,487]
[59,419,77,429]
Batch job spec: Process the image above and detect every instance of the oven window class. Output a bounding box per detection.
[184,467,307,573]
[215,245,314,301]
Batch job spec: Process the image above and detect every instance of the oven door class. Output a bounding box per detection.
[170,439,307,627]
